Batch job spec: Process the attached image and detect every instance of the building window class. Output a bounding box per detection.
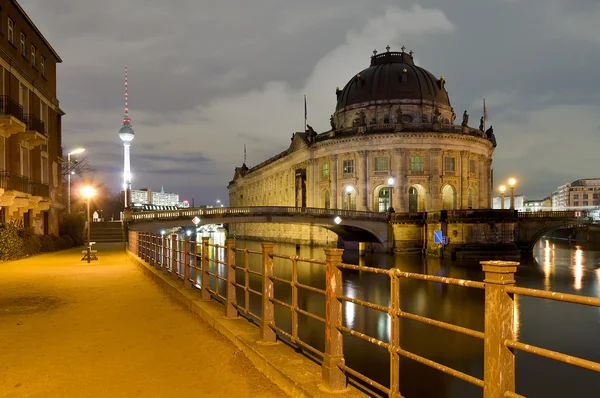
[40,56,46,77]
[410,156,424,171]
[322,163,329,177]
[343,159,354,174]
[593,194,599,199]
[7,18,14,44]
[583,193,588,199]
[469,159,476,173]
[375,157,389,171]
[20,32,26,55]
[31,45,36,67]
[444,157,456,172]
[574,194,579,199]
[574,201,579,206]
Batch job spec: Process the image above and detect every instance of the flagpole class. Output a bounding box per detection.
[304,94,307,132]
[483,98,487,131]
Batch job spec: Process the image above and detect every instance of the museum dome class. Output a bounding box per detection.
[335,47,450,111]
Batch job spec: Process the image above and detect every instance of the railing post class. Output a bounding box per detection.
[149,234,155,266]
[162,235,169,275]
[389,270,401,397]
[171,234,178,280]
[322,248,347,391]
[183,235,192,289]
[481,260,519,398]
[201,237,211,300]
[225,239,237,318]
[260,242,276,342]
[154,235,161,270]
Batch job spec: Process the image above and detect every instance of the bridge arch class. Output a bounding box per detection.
[521,221,595,252]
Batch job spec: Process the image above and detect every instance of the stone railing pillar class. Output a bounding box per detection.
[225,239,237,318]
[260,242,276,342]
[322,248,347,391]
[170,234,178,280]
[481,260,519,398]
[201,237,211,300]
[162,235,169,275]
[183,235,192,289]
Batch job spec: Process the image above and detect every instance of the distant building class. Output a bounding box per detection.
[523,199,545,212]
[552,178,600,210]
[492,195,526,211]
[130,186,180,207]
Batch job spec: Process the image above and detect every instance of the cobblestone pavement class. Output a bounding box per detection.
[0,244,285,398]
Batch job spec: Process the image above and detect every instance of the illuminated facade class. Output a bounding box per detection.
[552,178,600,210]
[131,187,180,207]
[228,48,497,243]
[0,0,64,234]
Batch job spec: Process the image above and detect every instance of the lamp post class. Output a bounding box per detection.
[67,147,85,213]
[81,185,96,263]
[345,186,352,210]
[508,178,517,210]
[499,185,506,210]
[387,176,395,213]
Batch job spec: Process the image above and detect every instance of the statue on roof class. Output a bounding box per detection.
[461,110,469,127]
[330,115,336,130]
[479,117,485,131]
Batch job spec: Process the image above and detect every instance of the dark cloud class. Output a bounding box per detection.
[21,0,600,202]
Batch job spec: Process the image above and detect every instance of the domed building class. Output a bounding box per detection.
[228,47,496,244]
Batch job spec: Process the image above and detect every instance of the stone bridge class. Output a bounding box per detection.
[124,206,391,245]
[124,207,599,256]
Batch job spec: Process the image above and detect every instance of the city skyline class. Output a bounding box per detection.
[22,0,600,204]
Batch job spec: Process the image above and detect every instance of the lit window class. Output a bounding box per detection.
[574,194,579,199]
[40,56,46,76]
[321,163,329,177]
[410,156,424,171]
[343,159,354,174]
[375,157,389,171]
[444,157,455,172]
[31,45,36,67]
[7,18,13,44]
[469,159,476,173]
[20,32,26,55]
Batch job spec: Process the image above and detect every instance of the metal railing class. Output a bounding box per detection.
[517,211,587,219]
[28,180,49,197]
[0,171,50,197]
[24,114,46,135]
[129,231,600,398]
[0,95,24,121]
[124,206,389,222]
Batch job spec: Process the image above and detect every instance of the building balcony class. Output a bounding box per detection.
[20,114,47,147]
[0,171,50,198]
[0,96,26,137]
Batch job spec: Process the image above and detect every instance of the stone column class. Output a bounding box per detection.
[395,149,406,211]
[430,148,442,210]
[307,158,315,208]
[479,155,486,208]
[331,154,338,209]
[313,158,320,207]
[358,151,368,211]
[460,151,470,209]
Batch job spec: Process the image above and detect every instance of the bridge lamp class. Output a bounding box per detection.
[499,185,506,210]
[508,178,517,210]
[334,216,342,225]
[345,186,353,210]
[160,230,166,236]
[80,185,96,263]
[186,230,192,236]
[387,177,395,213]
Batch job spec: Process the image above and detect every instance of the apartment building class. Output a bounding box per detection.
[0,0,63,234]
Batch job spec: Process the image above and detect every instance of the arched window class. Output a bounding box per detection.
[442,185,456,210]
[378,187,390,212]
[467,188,473,209]
[322,190,331,209]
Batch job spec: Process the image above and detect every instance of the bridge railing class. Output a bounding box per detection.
[517,211,586,219]
[124,206,389,222]
[128,231,600,397]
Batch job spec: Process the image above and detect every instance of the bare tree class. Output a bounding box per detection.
[62,156,95,181]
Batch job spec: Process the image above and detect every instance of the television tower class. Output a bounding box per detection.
[118,65,135,208]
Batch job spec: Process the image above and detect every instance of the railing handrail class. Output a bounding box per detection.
[129,232,600,398]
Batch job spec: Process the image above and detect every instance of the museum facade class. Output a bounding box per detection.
[228,48,497,244]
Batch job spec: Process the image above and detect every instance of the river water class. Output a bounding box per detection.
[201,232,600,397]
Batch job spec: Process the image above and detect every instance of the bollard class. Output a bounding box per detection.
[183,236,192,289]
[171,234,178,280]
[225,239,237,318]
[201,237,211,300]
[260,242,276,342]
[322,248,347,391]
[481,260,519,398]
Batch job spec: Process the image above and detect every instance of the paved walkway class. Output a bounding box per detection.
[0,244,285,398]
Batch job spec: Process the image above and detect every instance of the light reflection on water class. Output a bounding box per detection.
[199,231,600,398]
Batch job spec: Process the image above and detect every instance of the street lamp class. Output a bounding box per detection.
[499,185,506,210]
[387,177,395,213]
[508,178,517,210]
[67,147,85,213]
[345,186,352,210]
[81,185,96,263]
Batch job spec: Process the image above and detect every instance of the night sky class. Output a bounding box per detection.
[22,0,600,204]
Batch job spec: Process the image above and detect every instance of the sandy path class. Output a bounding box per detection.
[0,244,285,398]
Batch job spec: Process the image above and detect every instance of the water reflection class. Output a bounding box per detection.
[196,231,600,398]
